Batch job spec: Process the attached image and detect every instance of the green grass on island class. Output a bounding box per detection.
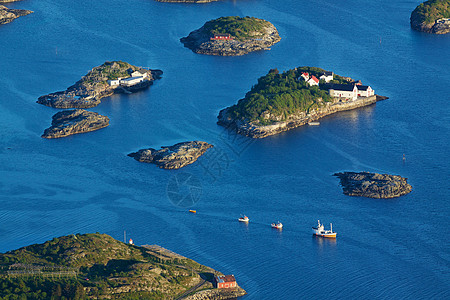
[412,0,450,24]
[226,67,349,125]
[0,233,215,299]
[202,16,269,40]
[79,61,141,86]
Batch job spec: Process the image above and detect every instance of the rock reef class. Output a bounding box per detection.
[181,16,281,56]
[0,4,32,25]
[128,141,213,169]
[334,172,412,199]
[42,109,109,139]
[37,61,163,109]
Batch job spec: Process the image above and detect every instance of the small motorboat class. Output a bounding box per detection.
[308,121,320,126]
[238,215,249,222]
[189,210,196,213]
[312,220,336,238]
[271,221,283,229]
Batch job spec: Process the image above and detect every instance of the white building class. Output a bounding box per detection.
[329,84,358,100]
[131,70,148,78]
[307,75,319,86]
[300,72,309,81]
[120,76,145,86]
[320,71,333,83]
[356,85,375,97]
[107,79,121,86]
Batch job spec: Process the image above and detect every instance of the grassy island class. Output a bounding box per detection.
[202,16,269,40]
[226,67,349,125]
[412,0,449,24]
[411,0,450,33]
[0,233,245,299]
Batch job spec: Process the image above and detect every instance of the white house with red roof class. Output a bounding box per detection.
[300,72,309,81]
[307,75,319,86]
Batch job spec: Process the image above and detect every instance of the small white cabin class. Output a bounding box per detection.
[121,76,145,86]
[108,79,121,86]
[319,71,333,83]
[131,70,148,78]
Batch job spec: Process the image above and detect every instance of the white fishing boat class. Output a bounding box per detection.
[312,220,336,238]
[271,221,283,229]
[308,121,320,126]
[238,215,249,222]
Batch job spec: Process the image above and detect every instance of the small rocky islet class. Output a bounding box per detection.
[410,0,450,34]
[37,61,163,109]
[0,233,246,299]
[181,16,281,56]
[334,172,412,199]
[218,66,387,138]
[41,109,109,139]
[128,141,213,169]
[0,4,32,25]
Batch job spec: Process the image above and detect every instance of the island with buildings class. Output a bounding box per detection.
[0,233,246,299]
[334,172,413,198]
[180,16,281,56]
[411,0,450,34]
[217,66,387,138]
[0,2,32,25]
[128,141,213,169]
[37,61,163,109]
[41,109,109,139]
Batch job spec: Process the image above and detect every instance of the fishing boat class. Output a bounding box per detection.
[238,215,249,222]
[312,220,336,238]
[189,210,196,213]
[308,121,320,126]
[271,221,283,229]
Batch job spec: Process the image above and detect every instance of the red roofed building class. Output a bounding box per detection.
[300,72,310,81]
[211,34,233,40]
[307,75,320,86]
[215,274,237,289]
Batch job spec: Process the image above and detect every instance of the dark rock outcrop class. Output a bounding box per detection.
[181,17,280,56]
[334,172,412,199]
[42,109,109,139]
[37,61,163,109]
[128,141,213,169]
[0,4,32,25]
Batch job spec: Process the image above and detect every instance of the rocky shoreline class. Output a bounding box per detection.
[181,17,281,56]
[218,95,388,138]
[186,287,247,300]
[334,172,412,199]
[42,109,109,139]
[411,16,450,34]
[128,141,213,169]
[37,61,163,109]
[0,4,32,25]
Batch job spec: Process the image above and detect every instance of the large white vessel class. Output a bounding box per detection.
[312,220,336,238]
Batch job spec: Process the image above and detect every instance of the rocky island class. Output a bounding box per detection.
[0,4,32,25]
[180,16,281,56]
[411,0,450,34]
[0,233,246,299]
[128,141,213,169]
[334,172,412,199]
[42,109,109,139]
[37,61,163,109]
[218,66,387,138]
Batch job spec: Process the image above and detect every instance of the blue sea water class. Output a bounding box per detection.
[1,0,449,298]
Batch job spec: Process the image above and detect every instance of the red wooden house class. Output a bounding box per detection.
[215,275,237,289]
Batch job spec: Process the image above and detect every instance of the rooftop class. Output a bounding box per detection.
[216,274,236,283]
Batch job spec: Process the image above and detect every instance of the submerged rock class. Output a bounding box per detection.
[334,172,412,199]
[128,141,213,169]
[0,4,32,25]
[42,109,109,138]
